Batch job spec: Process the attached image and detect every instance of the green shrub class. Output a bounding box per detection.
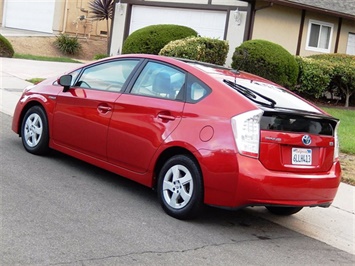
[159,36,229,66]
[293,56,333,98]
[307,53,353,63]
[232,39,299,88]
[94,53,109,60]
[54,34,81,55]
[122,24,197,55]
[307,54,355,107]
[0,34,14,58]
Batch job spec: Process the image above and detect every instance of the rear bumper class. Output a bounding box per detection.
[202,152,341,208]
[241,159,340,207]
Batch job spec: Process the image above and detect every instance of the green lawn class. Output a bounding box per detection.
[321,107,355,154]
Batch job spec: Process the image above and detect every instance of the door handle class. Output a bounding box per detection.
[157,113,176,121]
[97,105,112,113]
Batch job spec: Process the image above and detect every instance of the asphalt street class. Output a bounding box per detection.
[0,57,355,265]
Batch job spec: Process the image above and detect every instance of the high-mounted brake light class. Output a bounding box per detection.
[334,122,340,161]
[231,109,264,158]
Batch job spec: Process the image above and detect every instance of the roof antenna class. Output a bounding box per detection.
[233,48,248,80]
[231,69,238,84]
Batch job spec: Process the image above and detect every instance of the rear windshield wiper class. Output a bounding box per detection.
[223,79,276,108]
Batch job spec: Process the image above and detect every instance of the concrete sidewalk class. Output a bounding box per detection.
[0,57,354,255]
[0,57,83,116]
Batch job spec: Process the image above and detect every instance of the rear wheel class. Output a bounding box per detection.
[157,155,203,220]
[21,106,49,155]
[265,206,303,216]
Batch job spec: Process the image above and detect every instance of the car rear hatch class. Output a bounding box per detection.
[222,77,339,173]
[259,109,339,173]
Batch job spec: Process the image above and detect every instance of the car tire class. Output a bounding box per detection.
[157,155,203,220]
[21,106,50,155]
[265,206,303,216]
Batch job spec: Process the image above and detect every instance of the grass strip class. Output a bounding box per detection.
[14,53,81,63]
[321,107,355,154]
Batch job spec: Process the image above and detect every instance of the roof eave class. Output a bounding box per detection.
[261,0,355,21]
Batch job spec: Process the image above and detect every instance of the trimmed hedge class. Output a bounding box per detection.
[295,54,355,107]
[0,34,14,58]
[159,36,229,66]
[122,24,197,55]
[294,56,333,98]
[232,39,299,88]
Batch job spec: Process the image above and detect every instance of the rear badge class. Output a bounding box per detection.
[302,135,312,146]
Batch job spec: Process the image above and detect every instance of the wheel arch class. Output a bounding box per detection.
[153,146,203,190]
[18,101,48,137]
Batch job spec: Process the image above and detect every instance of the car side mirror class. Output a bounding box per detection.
[58,75,72,92]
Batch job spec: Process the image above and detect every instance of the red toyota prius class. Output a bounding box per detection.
[12,54,341,219]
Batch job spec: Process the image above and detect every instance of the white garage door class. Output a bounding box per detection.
[130,6,226,39]
[4,0,55,33]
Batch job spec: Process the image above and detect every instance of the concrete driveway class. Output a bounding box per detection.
[0,57,83,116]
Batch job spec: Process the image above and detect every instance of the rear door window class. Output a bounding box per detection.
[130,61,185,100]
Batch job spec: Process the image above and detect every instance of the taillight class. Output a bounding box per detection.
[231,109,264,158]
[334,122,340,161]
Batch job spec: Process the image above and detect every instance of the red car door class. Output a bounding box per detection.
[107,61,186,173]
[52,59,140,160]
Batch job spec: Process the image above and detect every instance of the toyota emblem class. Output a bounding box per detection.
[302,135,312,145]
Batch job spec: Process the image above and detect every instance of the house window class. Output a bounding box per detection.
[306,20,333,53]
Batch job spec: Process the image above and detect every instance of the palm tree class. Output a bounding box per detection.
[88,0,114,52]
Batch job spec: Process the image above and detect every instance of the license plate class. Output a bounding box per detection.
[292,148,312,165]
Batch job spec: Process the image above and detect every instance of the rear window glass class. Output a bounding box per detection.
[261,112,336,136]
[234,79,321,113]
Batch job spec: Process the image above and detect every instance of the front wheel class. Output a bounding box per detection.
[265,206,303,216]
[21,106,49,155]
[157,155,203,220]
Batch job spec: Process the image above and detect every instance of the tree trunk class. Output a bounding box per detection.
[345,93,350,108]
[343,86,354,108]
[340,84,353,108]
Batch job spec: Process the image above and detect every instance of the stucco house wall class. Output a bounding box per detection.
[61,0,108,37]
[252,3,354,56]
[252,4,301,54]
